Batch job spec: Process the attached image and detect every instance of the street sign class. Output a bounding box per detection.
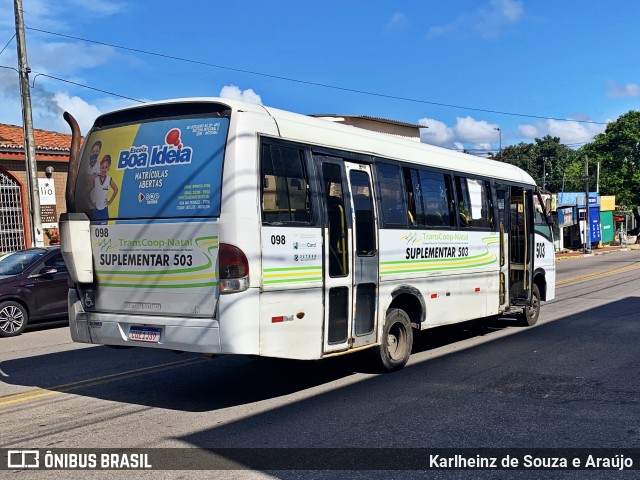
[38,178,56,205]
[41,204,58,228]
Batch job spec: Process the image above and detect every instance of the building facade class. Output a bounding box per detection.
[310,115,423,142]
[0,124,71,253]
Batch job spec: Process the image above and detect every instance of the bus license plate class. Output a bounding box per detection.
[128,326,161,343]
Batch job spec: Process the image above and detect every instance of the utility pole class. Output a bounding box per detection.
[14,0,44,247]
[584,156,591,254]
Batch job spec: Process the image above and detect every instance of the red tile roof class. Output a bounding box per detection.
[0,123,72,151]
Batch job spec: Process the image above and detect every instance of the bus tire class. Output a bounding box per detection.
[372,308,413,372]
[518,284,541,326]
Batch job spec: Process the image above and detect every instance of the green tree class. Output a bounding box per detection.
[580,110,640,208]
[491,135,575,192]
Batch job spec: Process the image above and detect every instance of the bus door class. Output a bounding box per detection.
[508,187,534,306]
[315,157,378,353]
[495,184,510,310]
[534,192,556,302]
[344,162,378,348]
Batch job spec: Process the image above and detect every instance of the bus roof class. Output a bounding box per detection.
[92,97,536,186]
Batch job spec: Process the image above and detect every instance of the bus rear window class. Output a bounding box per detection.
[75,116,228,220]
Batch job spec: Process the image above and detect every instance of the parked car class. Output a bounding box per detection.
[0,246,68,337]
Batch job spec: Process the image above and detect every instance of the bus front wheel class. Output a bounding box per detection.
[372,308,413,372]
[518,284,541,326]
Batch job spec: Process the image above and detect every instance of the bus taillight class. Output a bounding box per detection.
[218,243,249,293]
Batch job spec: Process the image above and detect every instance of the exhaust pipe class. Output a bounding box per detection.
[61,111,93,284]
[63,111,81,213]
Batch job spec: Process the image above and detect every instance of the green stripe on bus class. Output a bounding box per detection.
[381,257,496,269]
[99,281,218,288]
[97,236,219,275]
[263,265,322,272]
[96,268,217,276]
[380,259,497,275]
[264,277,322,284]
[380,252,495,266]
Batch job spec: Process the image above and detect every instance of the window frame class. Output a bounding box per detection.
[534,191,554,242]
[374,161,408,229]
[260,139,318,227]
[454,175,495,231]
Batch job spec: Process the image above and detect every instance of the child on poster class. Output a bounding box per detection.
[92,155,119,222]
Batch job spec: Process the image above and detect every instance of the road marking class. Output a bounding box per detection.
[0,357,206,408]
[556,263,640,286]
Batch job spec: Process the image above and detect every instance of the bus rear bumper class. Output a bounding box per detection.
[68,289,222,354]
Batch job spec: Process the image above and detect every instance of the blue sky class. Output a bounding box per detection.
[1,0,639,154]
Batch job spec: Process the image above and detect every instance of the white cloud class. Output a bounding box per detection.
[0,65,139,133]
[518,124,538,138]
[607,81,640,98]
[429,0,524,39]
[45,93,138,134]
[0,69,22,126]
[420,114,606,152]
[385,12,409,32]
[518,119,605,145]
[219,85,263,105]
[475,0,524,38]
[0,0,133,133]
[493,0,524,22]
[453,116,499,143]
[49,92,102,133]
[419,118,454,147]
[0,0,126,30]
[419,116,501,152]
[29,42,117,75]
[66,0,126,16]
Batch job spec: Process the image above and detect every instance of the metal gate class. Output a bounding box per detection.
[0,169,26,254]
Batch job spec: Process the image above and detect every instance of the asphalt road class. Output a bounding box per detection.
[2,249,640,479]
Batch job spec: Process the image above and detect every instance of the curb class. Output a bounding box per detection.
[556,245,639,261]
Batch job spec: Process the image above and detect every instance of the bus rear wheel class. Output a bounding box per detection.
[372,308,413,372]
[518,284,541,326]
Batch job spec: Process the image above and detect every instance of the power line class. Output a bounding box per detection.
[0,34,16,56]
[31,72,144,103]
[26,26,608,126]
[0,64,145,103]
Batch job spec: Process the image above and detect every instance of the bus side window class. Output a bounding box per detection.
[261,144,311,224]
[323,163,349,277]
[534,193,552,238]
[455,176,493,230]
[403,167,422,226]
[420,170,455,228]
[376,163,407,227]
[455,176,471,227]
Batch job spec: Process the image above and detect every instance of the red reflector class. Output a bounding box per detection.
[475,287,481,292]
[272,316,284,323]
[219,243,249,279]
[431,293,438,299]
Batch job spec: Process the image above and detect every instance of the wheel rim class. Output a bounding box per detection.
[386,322,407,361]
[0,305,24,334]
[529,295,540,320]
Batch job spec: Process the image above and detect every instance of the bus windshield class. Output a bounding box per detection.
[75,115,229,220]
